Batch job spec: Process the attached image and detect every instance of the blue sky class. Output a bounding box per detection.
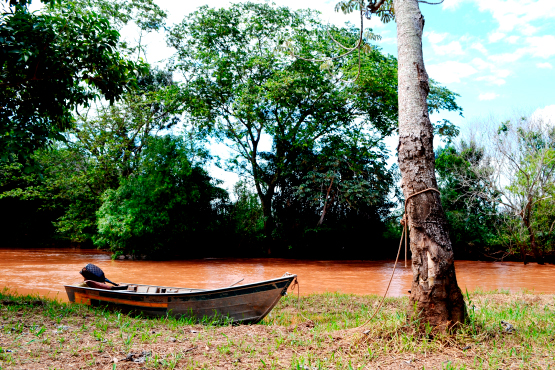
[418,0,555,128]
[129,0,555,190]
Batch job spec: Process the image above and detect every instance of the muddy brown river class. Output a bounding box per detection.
[2,248,555,301]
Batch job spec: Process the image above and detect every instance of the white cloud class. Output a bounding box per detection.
[442,0,466,10]
[506,36,520,44]
[531,105,555,126]
[495,69,511,78]
[476,76,506,86]
[488,51,525,63]
[432,41,465,56]
[471,58,511,85]
[460,34,472,43]
[426,31,449,44]
[525,35,555,58]
[442,0,465,10]
[376,37,397,46]
[472,57,493,70]
[487,35,555,64]
[520,24,538,36]
[489,32,506,43]
[427,61,477,83]
[475,0,555,35]
[471,42,488,55]
[537,62,553,69]
[425,32,466,56]
[478,93,499,101]
[366,17,386,30]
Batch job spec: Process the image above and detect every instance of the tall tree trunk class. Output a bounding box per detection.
[317,177,335,226]
[252,152,277,255]
[529,231,543,264]
[519,240,528,265]
[258,186,276,255]
[523,205,544,264]
[394,0,467,329]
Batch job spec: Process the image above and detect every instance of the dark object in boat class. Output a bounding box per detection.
[65,274,297,324]
[79,264,118,286]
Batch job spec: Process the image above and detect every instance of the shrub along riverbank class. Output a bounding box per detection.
[1,289,554,369]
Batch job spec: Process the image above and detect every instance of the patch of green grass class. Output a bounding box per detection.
[1,287,555,369]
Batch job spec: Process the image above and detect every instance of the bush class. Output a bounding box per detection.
[94,136,228,259]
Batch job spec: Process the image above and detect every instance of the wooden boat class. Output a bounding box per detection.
[64,274,297,324]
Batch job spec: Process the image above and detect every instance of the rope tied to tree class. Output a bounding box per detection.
[352,187,441,333]
[402,187,441,267]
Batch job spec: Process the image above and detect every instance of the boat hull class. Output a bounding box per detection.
[64,275,296,324]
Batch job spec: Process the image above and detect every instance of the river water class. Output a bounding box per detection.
[2,248,555,301]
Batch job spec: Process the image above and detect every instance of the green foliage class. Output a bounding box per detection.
[432,116,555,262]
[435,143,501,258]
[533,196,555,254]
[271,130,399,257]
[433,119,460,144]
[295,24,462,138]
[0,66,186,245]
[292,132,394,219]
[36,148,102,242]
[326,25,399,136]
[428,83,463,143]
[334,0,395,24]
[169,3,372,239]
[0,146,104,244]
[0,157,61,247]
[168,3,429,244]
[46,0,167,32]
[497,119,555,260]
[73,67,186,178]
[0,0,147,164]
[167,1,462,252]
[230,181,265,244]
[94,136,228,259]
[0,0,465,259]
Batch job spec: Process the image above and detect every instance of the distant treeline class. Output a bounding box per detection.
[1,1,554,262]
[2,122,554,263]
[0,133,402,260]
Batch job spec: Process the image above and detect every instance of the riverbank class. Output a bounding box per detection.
[1,289,554,369]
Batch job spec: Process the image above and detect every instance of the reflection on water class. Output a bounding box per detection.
[1,248,555,301]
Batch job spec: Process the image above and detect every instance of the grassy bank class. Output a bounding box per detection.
[1,289,554,369]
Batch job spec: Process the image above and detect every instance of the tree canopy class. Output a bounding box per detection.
[168,2,461,245]
[0,0,150,164]
[461,116,555,263]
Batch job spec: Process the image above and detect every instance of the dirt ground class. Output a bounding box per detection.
[1,291,555,369]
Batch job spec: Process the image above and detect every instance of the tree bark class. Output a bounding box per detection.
[394,0,467,329]
[258,184,276,255]
[317,177,335,226]
[519,240,528,265]
[523,203,544,264]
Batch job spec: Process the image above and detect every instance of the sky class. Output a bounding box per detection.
[126,0,555,191]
